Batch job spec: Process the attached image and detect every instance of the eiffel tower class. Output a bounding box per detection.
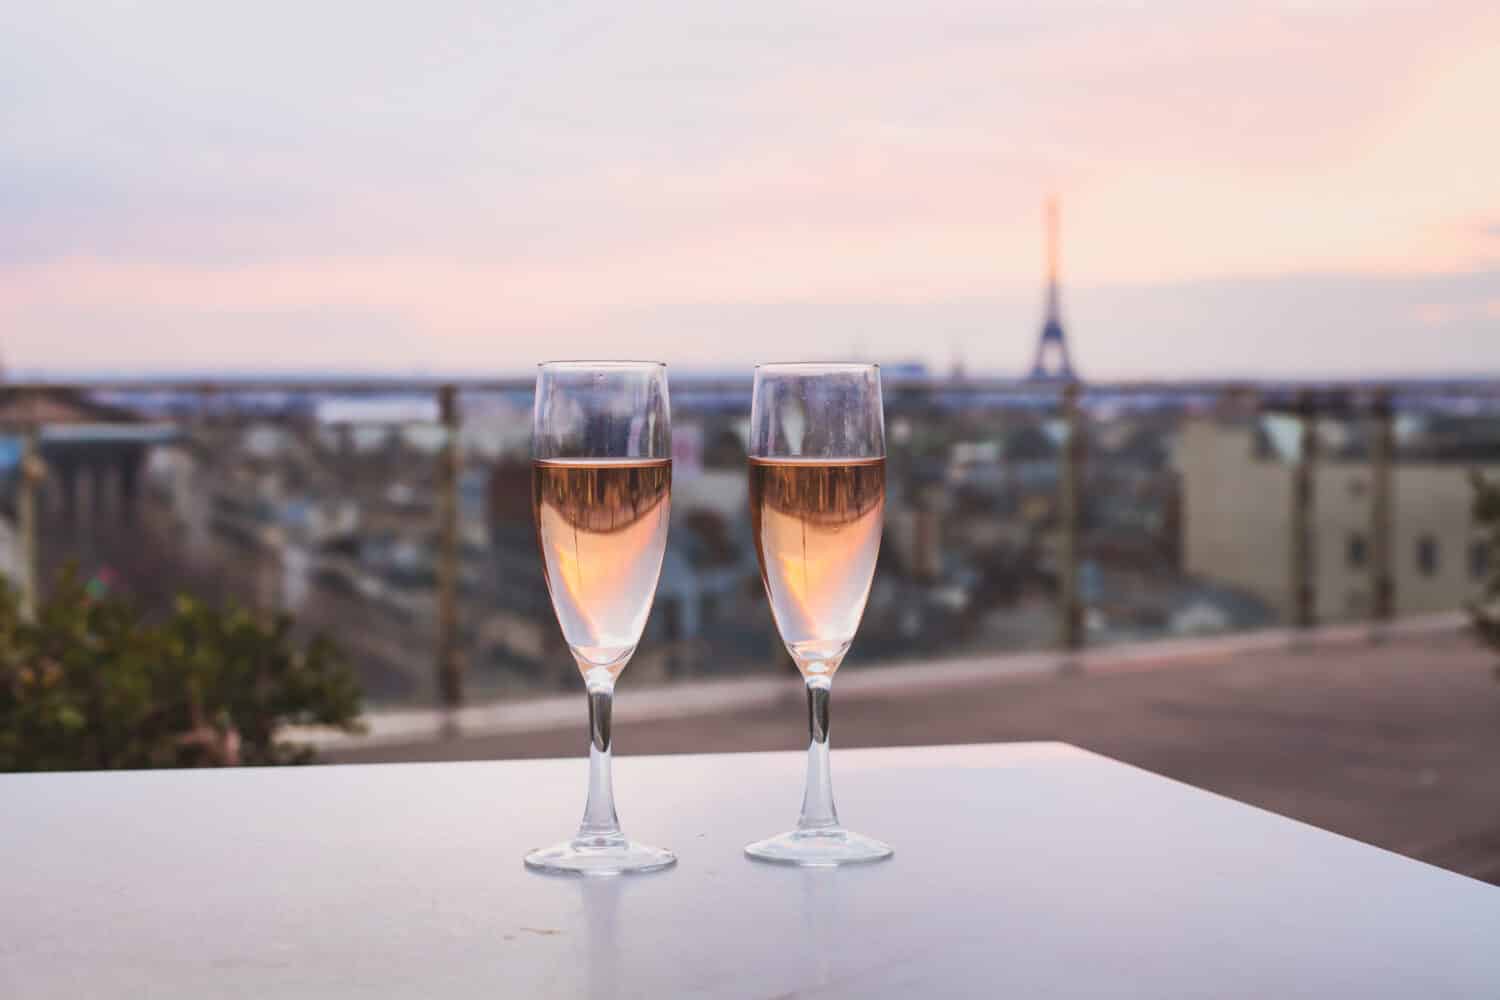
[1028,197,1078,382]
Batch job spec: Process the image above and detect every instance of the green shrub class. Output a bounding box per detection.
[0,571,362,771]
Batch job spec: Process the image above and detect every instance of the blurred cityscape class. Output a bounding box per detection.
[1,368,1495,711]
[3,204,1495,712]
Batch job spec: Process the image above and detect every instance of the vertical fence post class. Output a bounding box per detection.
[436,384,463,713]
[18,419,41,622]
[1370,387,1395,637]
[1059,381,1084,658]
[1290,391,1318,635]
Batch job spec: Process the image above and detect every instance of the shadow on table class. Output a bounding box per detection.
[575,878,625,1000]
[569,866,861,997]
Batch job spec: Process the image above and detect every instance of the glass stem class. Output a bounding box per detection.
[797,676,840,832]
[578,682,623,843]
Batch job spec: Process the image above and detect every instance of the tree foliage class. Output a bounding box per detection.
[0,572,362,771]
[1472,472,1500,659]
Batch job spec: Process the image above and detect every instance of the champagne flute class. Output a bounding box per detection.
[525,361,676,876]
[744,363,893,866]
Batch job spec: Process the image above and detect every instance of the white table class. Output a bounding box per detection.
[3,743,1498,998]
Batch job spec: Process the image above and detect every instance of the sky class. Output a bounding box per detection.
[3,1,1499,378]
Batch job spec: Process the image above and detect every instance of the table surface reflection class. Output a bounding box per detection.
[3,742,1498,998]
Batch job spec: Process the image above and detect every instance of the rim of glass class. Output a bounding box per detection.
[537,360,666,368]
[754,362,880,372]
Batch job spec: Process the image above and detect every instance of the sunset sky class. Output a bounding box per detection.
[4,2,1499,377]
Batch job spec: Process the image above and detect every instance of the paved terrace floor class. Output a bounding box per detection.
[328,626,1500,885]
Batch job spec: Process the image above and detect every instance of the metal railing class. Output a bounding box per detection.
[2,376,1495,708]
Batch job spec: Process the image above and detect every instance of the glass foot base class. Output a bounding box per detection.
[524,836,676,877]
[744,828,893,868]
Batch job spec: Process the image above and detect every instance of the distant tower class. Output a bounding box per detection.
[1028,197,1077,382]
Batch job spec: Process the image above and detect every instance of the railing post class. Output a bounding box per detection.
[436,385,464,712]
[1290,391,1318,634]
[256,524,284,624]
[1059,382,1084,658]
[18,421,41,622]
[1370,387,1395,636]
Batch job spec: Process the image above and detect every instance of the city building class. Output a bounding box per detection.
[1175,417,1494,621]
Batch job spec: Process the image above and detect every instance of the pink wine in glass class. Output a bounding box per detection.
[749,456,884,677]
[532,457,671,680]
